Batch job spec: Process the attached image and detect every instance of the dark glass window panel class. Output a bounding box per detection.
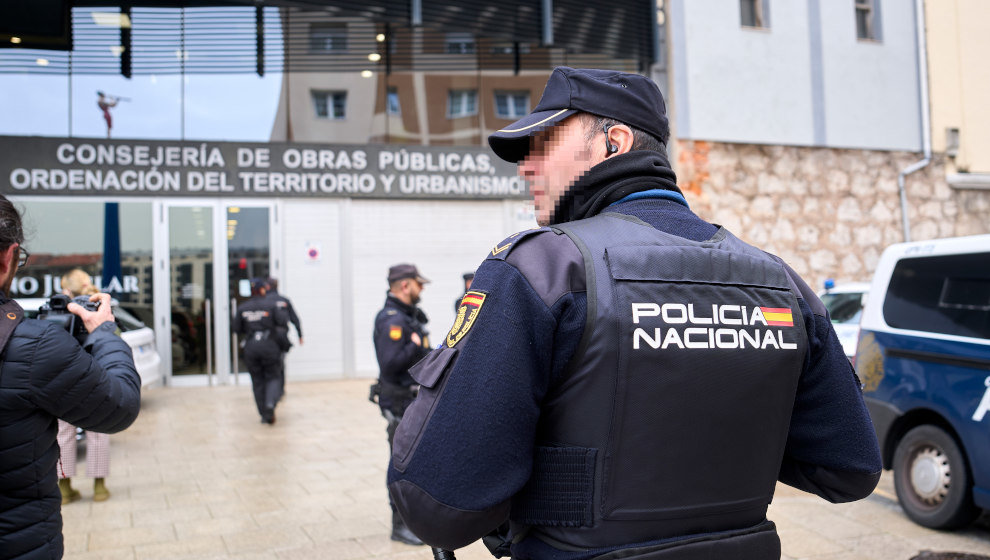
[883,252,990,339]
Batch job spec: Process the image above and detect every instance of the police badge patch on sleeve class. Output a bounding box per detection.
[446,291,487,347]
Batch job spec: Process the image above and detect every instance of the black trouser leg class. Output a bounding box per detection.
[262,360,281,412]
[385,411,402,509]
[384,411,422,545]
[245,358,267,417]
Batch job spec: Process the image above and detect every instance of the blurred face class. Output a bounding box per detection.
[407,279,424,305]
[392,278,425,306]
[518,115,601,226]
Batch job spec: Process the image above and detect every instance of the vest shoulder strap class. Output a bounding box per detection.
[485,227,554,261]
[0,298,25,356]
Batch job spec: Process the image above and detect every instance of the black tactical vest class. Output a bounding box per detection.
[511,213,809,553]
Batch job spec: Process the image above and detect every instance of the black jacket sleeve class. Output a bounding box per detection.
[284,299,302,338]
[30,320,141,434]
[375,313,428,386]
[776,263,882,502]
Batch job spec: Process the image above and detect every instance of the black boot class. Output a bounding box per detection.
[391,512,424,546]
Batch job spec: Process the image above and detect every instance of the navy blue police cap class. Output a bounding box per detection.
[488,66,669,163]
[249,277,267,294]
[388,263,430,284]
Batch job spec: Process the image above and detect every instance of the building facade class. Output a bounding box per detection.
[0,1,654,384]
[3,0,987,386]
[665,0,990,290]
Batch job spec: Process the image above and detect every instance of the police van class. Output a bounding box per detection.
[856,234,990,529]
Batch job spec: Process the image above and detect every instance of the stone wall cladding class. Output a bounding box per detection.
[676,140,990,290]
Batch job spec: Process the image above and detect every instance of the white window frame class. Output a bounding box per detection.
[740,0,770,29]
[445,32,476,55]
[309,23,348,53]
[447,89,478,118]
[386,88,400,116]
[312,90,347,120]
[855,0,883,42]
[494,91,530,119]
[490,42,531,55]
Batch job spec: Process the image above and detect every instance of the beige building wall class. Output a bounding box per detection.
[270,19,379,142]
[926,0,990,176]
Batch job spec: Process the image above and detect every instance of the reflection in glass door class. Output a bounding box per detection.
[168,206,214,376]
[226,206,270,377]
[155,201,276,385]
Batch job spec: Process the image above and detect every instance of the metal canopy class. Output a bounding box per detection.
[0,0,654,76]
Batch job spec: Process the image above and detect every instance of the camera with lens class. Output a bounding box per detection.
[37,294,99,345]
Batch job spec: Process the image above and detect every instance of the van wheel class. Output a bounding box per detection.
[893,425,979,529]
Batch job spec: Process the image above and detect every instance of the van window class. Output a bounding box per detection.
[882,252,990,339]
[820,292,865,324]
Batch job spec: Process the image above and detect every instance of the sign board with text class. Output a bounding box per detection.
[0,136,528,200]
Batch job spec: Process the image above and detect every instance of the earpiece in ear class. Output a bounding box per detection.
[603,124,618,155]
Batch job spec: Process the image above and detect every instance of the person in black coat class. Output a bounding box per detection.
[0,195,141,560]
[372,263,431,546]
[232,278,289,424]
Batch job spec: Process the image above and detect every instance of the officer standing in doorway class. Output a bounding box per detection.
[386,67,882,559]
[372,263,431,546]
[454,272,475,312]
[232,278,289,424]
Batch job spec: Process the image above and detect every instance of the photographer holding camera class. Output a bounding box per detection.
[55,268,116,505]
[0,195,141,560]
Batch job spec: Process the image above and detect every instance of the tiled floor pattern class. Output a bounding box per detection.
[60,380,990,559]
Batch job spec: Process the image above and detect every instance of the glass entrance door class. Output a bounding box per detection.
[168,206,214,376]
[154,200,277,386]
[226,205,271,381]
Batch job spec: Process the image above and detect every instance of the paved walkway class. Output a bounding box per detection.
[61,380,990,560]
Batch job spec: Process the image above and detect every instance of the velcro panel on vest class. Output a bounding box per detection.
[606,245,790,289]
[589,520,780,560]
[512,446,596,527]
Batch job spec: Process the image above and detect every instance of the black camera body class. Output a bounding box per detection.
[37,294,98,344]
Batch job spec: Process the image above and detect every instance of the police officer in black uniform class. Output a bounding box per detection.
[265,276,302,395]
[454,272,475,313]
[232,278,289,424]
[386,68,882,559]
[265,277,302,345]
[373,263,432,546]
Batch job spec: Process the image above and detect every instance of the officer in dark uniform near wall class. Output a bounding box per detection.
[387,67,882,559]
[265,277,302,395]
[454,272,475,312]
[372,263,431,546]
[232,278,289,424]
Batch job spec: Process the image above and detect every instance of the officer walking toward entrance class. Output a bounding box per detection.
[265,276,302,395]
[372,263,431,546]
[232,278,289,424]
[387,67,882,559]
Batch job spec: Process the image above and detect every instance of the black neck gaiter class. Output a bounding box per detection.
[550,150,681,225]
